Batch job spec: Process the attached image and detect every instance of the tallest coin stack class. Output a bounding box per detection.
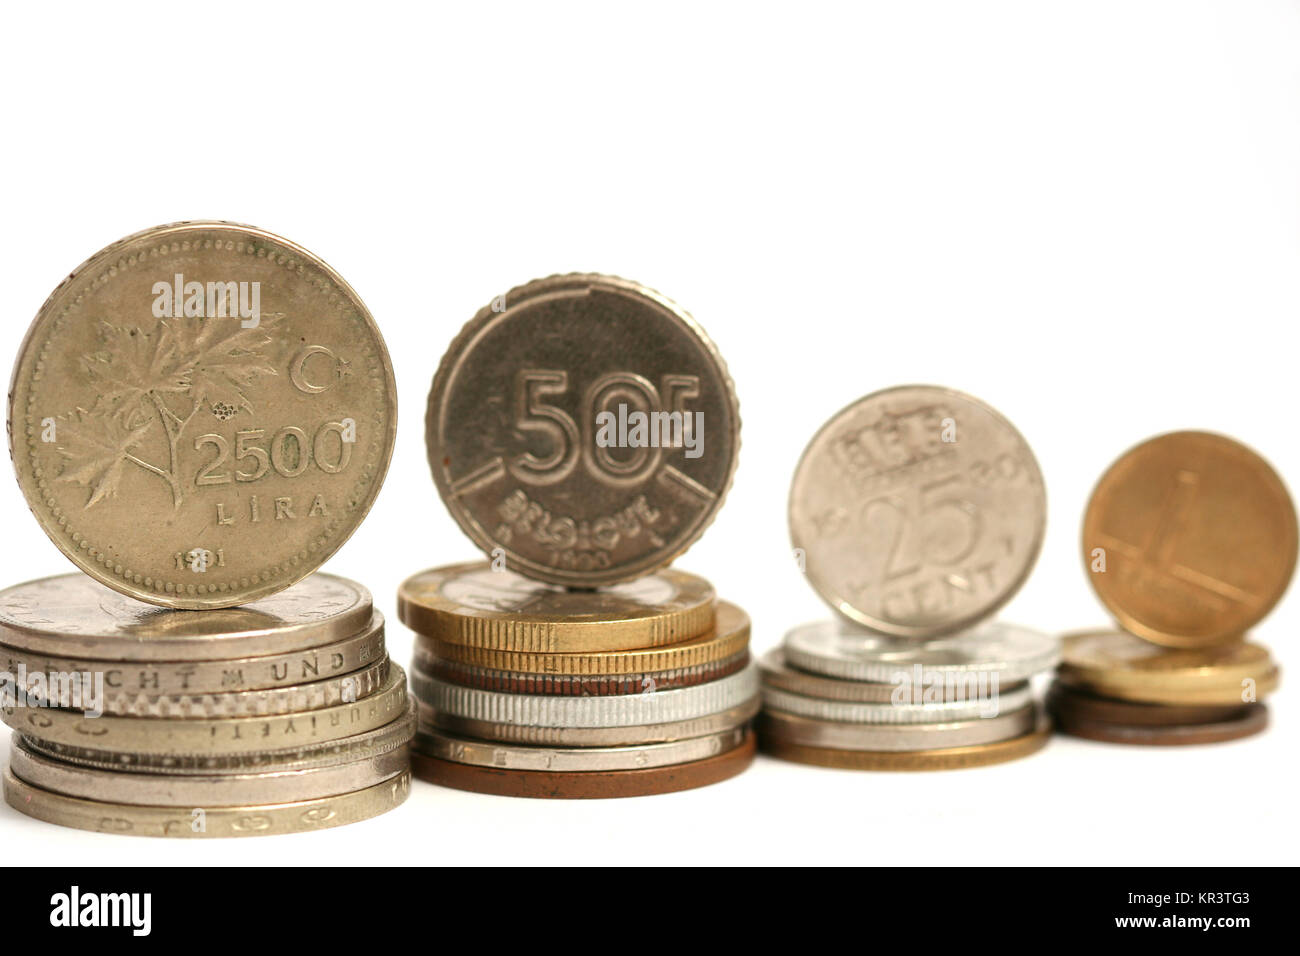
[403,274,757,798]
[2,222,408,836]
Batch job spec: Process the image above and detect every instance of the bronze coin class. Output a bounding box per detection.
[1054,703,1269,746]
[1046,679,1252,727]
[410,729,756,798]
[420,650,750,696]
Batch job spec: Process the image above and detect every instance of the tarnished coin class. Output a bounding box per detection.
[1053,703,1268,746]
[1082,431,1298,647]
[760,713,1051,771]
[789,385,1046,638]
[3,767,410,837]
[8,222,397,609]
[759,650,1027,703]
[397,561,715,653]
[425,274,740,587]
[424,651,750,697]
[418,598,750,676]
[781,618,1059,684]
[1045,680,1252,727]
[1,613,385,696]
[411,730,755,798]
[1058,630,1278,705]
[9,733,409,806]
[0,572,372,660]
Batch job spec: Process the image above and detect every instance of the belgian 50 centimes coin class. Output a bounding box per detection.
[1082,431,1298,647]
[8,222,398,609]
[789,385,1046,638]
[425,274,740,587]
[0,572,373,660]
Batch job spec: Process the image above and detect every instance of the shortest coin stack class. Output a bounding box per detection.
[1049,631,1276,746]
[0,574,413,837]
[397,562,759,798]
[758,620,1059,770]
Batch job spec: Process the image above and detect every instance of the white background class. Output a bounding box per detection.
[1,1,1296,865]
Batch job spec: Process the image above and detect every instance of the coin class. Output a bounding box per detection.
[1058,630,1278,705]
[419,598,750,675]
[8,221,397,609]
[780,619,1059,684]
[411,730,755,798]
[789,385,1046,638]
[760,649,1027,704]
[1053,704,1268,746]
[425,274,740,587]
[760,681,1031,724]
[411,661,759,728]
[398,561,715,653]
[22,700,416,773]
[3,767,410,837]
[424,650,750,696]
[1,664,407,754]
[758,705,1036,751]
[760,712,1052,770]
[1082,431,1298,647]
[414,724,748,772]
[0,572,372,660]
[0,613,385,695]
[1045,680,1252,727]
[419,697,760,747]
[9,733,409,805]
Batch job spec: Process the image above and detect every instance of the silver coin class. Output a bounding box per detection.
[418,697,760,747]
[789,385,1046,638]
[759,704,1037,751]
[410,660,759,728]
[759,648,1028,703]
[9,733,410,806]
[760,681,1031,724]
[782,619,1060,684]
[414,724,748,772]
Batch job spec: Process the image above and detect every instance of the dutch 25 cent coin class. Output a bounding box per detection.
[1082,431,1298,647]
[789,385,1046,638]
[425,274,740,587]
[8,222,397,609]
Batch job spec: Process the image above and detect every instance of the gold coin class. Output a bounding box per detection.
[415,598,749,674]
[3,767,410,838]
[397,561,715,652]
[8,222,397,609]
[0,572,372,660]
[759,712,1051,770]
[1058,630,1279,705]
[1082,431,1297,647]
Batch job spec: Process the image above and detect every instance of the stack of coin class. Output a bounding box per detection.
[764,385,1057,769]
[1059,431,1295,745]
[0,573,412,836]
[408,275,752,797]
[2,222,404,834]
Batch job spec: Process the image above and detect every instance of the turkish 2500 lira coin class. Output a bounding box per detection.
[789,385,1045,638]
[8,222,397,609]
[426,274,740,586]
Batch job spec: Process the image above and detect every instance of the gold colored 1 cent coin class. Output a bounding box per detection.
[425,274,740,588]
[1082,431,1297,647]
[8,221,397,609]
[1058,630,1279,706]
[397,561,716,653]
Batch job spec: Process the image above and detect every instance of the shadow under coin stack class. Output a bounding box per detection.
[0,574,412,836]
[762,386,1058,769]
[1054,431,1296,745]
[406,274,752,797]
[1,222,405,836]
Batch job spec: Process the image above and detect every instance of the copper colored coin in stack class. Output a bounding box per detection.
[398,563,758,798]
[0,573,413,837]
[1068,432,1294,745]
